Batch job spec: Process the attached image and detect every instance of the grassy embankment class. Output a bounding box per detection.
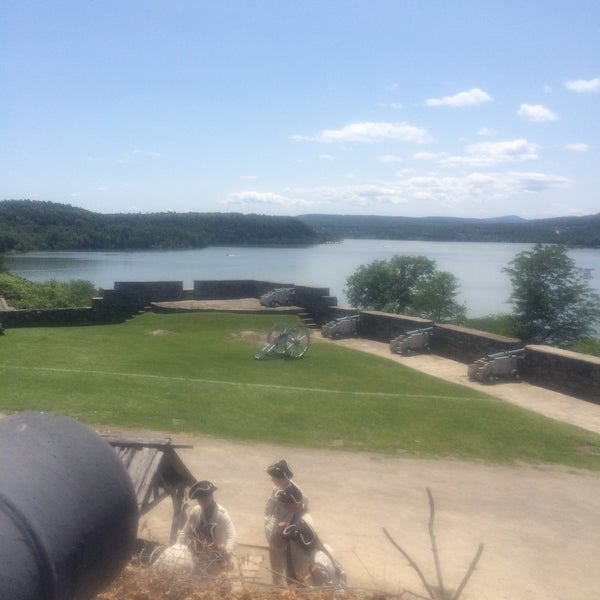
[1,311,599,469]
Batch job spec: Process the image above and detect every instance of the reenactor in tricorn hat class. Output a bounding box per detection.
[183,480,237,575]
[264,459,307,585]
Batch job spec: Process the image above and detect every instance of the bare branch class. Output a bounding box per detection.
[382,527,437,600]
[452,543,485,600]
[427,487,445,594]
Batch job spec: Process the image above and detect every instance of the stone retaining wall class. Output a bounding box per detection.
[0,306,98,328]
[523,345,600,404]
[432,323,522,364]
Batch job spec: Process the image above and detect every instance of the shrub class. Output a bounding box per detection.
[0,272,98,308]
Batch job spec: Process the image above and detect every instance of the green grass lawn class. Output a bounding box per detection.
[1,311,600,469]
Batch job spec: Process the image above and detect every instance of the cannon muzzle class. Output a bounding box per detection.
[0,412,138,600]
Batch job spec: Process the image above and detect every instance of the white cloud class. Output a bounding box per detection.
[319,154,335,160]
[426,88,492,107]
[291,121,431,144]
[93,186,108,192]
[307,184,408,207]
[441,139,539,167]
[477,127,496,136]
[290,171,569,210]
[518,103,557,122]
[222,191,311,207]
[565,143,590,152]
[504,171,570,193]
[565,78,600,93]
[379,102,403,110]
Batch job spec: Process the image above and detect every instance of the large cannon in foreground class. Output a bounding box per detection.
[0,412,138,600]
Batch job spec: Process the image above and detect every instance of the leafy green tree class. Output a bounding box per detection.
[503,244,600,347]
[345,255,436,312]
[408,271,467,323]
[345,255,466,321]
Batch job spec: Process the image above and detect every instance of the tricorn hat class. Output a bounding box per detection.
[189,480,217,499]
[267,459,294,479]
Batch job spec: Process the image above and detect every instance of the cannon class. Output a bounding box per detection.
[255,321,310,360]
[259,287,295,307]
[0,411,138,600]
[321,315,360,339]
[468,348,526,383]
[390,327,433,355]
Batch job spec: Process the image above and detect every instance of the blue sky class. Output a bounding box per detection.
[2,1,599,218]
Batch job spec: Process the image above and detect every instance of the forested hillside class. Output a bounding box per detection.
[0,200,327,251]
[298,213,600,247]
[2,200,598,251]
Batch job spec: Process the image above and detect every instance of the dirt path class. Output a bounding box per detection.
[105,428,600,600]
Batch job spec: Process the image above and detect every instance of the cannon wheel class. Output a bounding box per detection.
[268,322,291,354]
[284,325,310,358]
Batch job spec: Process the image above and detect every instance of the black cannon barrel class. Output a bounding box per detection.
[485,348,526,360]
[0,412,138,600]
[404,327,434,335]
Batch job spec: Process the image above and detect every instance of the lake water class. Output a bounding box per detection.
[4,241,600,318]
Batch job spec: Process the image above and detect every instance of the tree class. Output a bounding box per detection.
[344,255,465,321]
[345,255,436,312]
[408,271,467,323]
[503,244,600,347]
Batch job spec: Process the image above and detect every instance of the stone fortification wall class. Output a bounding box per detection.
[0,278,597,403]
[431,323,522,364]
[357,310,433,342]
[113,281,187,307]
[0,306,98,328]
[523,345,600,404]
[194,279,281,299]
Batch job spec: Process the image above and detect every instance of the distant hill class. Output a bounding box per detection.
[297,213,600,247]
[1,200,598,251]
[0,200,328,252]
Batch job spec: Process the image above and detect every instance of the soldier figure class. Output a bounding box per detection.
[264,459,306,584]
[183,480,237,576]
